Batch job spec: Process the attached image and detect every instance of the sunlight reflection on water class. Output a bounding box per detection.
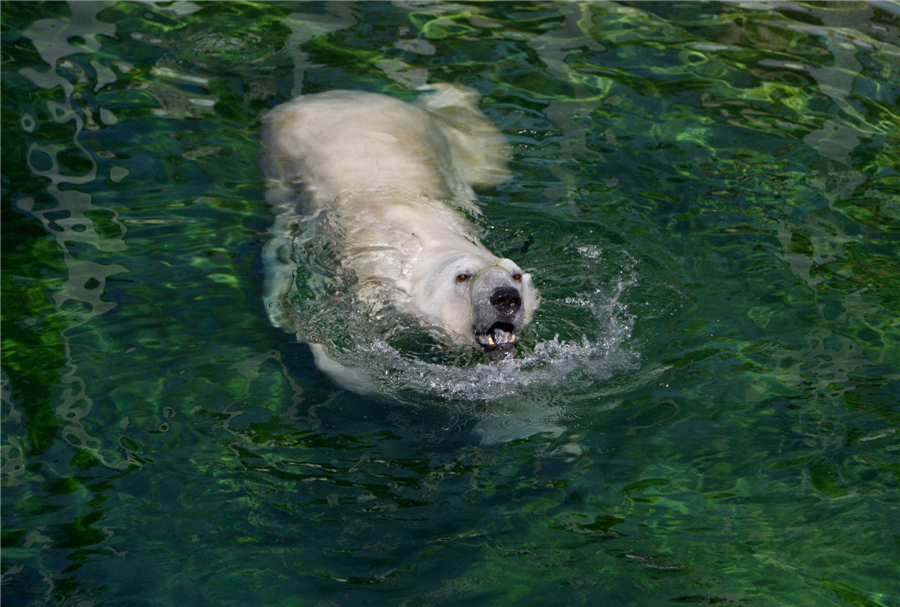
[3,1,899,606]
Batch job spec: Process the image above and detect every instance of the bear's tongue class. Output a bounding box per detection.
[475,323,518,350]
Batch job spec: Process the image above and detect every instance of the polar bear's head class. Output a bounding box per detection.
[409,250,538,357]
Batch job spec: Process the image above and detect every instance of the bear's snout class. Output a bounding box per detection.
[490,286,521,314]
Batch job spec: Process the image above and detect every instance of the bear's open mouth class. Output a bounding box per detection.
[474,322,518,353]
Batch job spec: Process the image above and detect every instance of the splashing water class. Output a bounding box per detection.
[289,241,641,418]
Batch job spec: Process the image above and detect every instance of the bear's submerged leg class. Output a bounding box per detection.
[308,343,378,395]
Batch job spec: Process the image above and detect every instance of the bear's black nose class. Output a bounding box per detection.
[490,286,521,313]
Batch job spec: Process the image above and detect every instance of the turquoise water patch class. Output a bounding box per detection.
[2,2,898,606]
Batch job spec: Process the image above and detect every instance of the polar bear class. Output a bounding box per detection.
[261,85,538,389]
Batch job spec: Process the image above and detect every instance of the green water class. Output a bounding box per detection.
[2,1,899,605]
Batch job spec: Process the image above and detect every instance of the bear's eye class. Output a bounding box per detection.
[456,273,471,283]
[512,273,522,282]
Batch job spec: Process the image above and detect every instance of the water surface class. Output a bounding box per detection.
[2,2,899,606]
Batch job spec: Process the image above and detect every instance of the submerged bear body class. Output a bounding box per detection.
[261,85,538,388]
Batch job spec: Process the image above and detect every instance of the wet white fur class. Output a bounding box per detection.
[262,85,538,388]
